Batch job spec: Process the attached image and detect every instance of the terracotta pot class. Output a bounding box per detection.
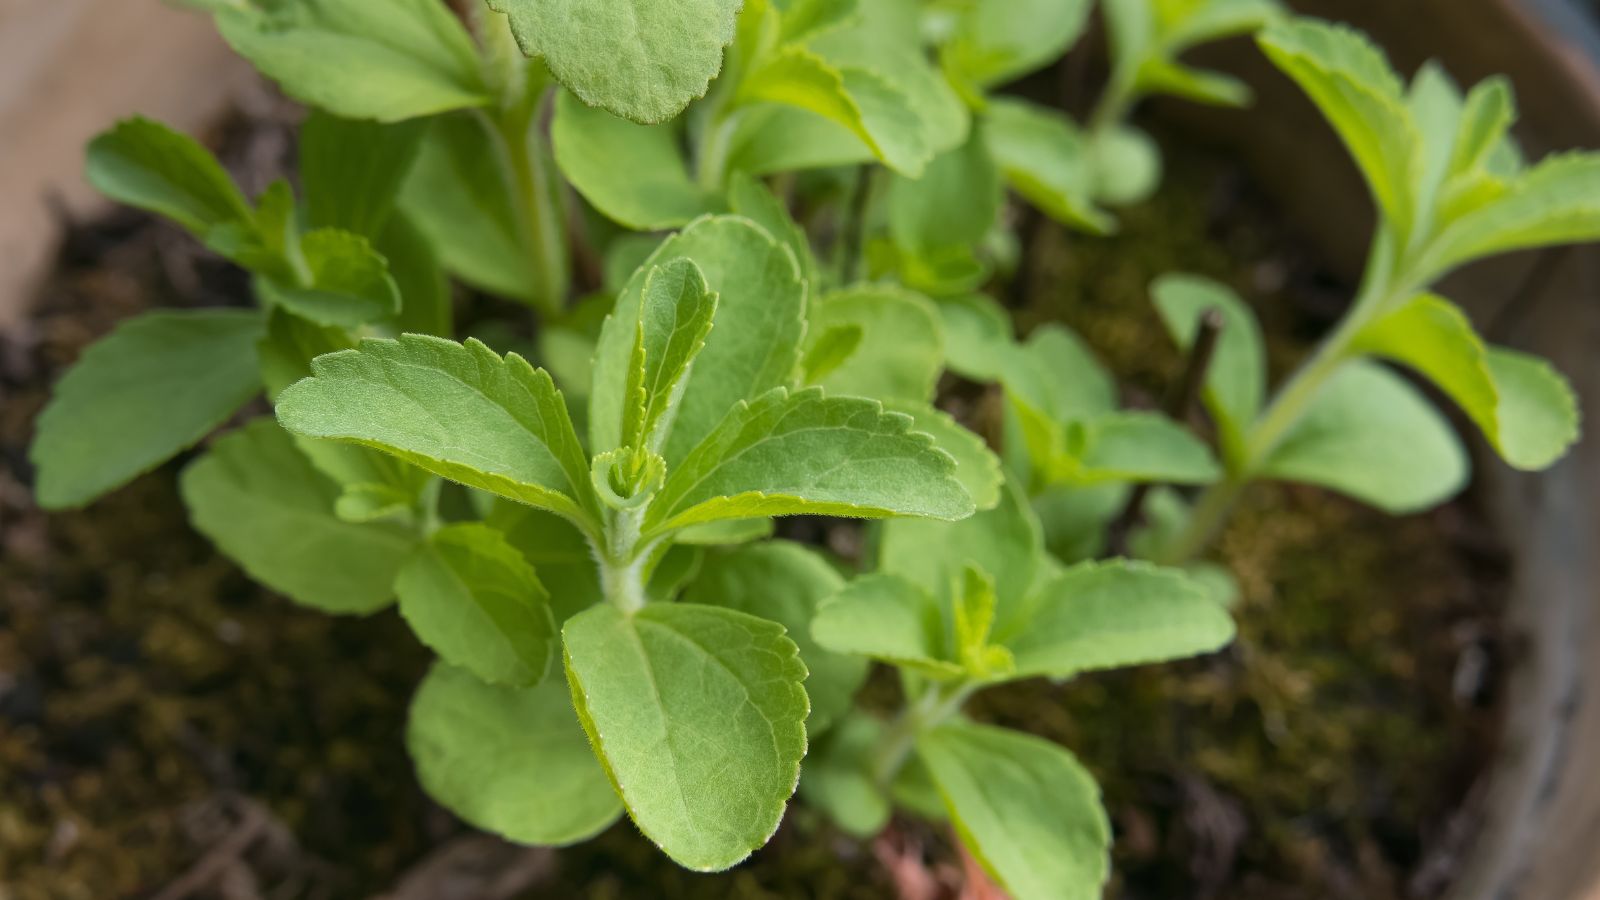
[1152,2,1600,897]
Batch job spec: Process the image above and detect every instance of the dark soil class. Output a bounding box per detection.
[0,113,1506,899]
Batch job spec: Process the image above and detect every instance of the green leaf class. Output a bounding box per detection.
[407,663,623,846]
[812,573,963,678]
[1258,359,1470,513]
[490,503,604,623]
[1350,293,1579,470]
[1002,561,1235,680]
[885,402,1003,512]
[31,309,264,509]
[878,478,1044,636]
[300,111,427,237]
[919,722,1110,900]
[936,293,1015,382]
[380,211,454,337]
[85,117,250,236]
[739,48,931,176]
[1423,152,1600,278]
[214,0,490,122]
[727,172,821,291]
[644,387,975,534]
[940,0,1093,97]
[591,217,806,464]
[257,307,352,401]
[618,259,720,451]
[674,517,776,545]
[258,229,401,328]
[181,419,416,614]
[488,0,741,124]
[552,91,715,230]
[800,324,863,383]
[1089,124,1162,206]
[684,541,870,732]
[889,130,1003,256]
[1001,324,1117,423]
[395,524,556,688]
[1257,19,1418,232]
[805,286,944,404]
[276,335,599,528]
[983,99,1113,234]
[780,0,859,42]
[1151,274,1266,467]
[562,602,808,871]
[1053,413,1221,486]
[398,113,537,302]
[953,566,1014,678]
[797,711,891,837]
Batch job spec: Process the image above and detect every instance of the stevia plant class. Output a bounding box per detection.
[25,0,1596,896]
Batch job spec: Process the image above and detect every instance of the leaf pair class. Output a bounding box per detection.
[1153,275,1576,513]
[1000,324,1221,490]
[808,481,1234,898]
[1259,18,1600,276]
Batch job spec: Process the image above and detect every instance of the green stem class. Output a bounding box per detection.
[1159,234,1421,564]
[870,680,974,788]
[695,109,742,191]
[484,94,569,318]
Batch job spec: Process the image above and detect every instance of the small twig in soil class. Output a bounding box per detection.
[1108,306,1225,556]
[150,800,270,900]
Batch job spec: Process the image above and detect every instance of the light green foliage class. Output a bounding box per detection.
[213,0,490,121]
[489,0,742,124]
[1151,274,1266,468]
[1002,324,1219,489]
[181,420,416,614]
[1422,152,1600,277]
[1089,124,1163,206]
[256,229,401,328]
[84,117,251,236]
[299,112,426,237]
[398,113,541,302]
[983,99,1113,234]
[275,335,599,528]
[726,173,821,290]
[812,574,964,678]
[936,293,1014,381]
[805,286,944,404]
[884,402,1004,511]
[490,504,604,623]
[886,131,1004,286]
[407,663,623,845]
[1104,0,1279,111]
[591,217,806,463]
[1257,20,1417,234]
[919,723,1109,900]
[644,387,976,533]
[562,603,808,871]
[31,310,264,509]
[684,541,869,732]
[1258,360,1469,513]
[552,92,715,230]
[619,259,720,452]
[1350,293,1579,470]
[1004,560,1236,679]
[940,0,1093,101]
[740,47,931,176]
[798,711,891,837]
[780,0,859,42]
[381,211,454,337]
[258,308,352,400]
[395,524,556,688]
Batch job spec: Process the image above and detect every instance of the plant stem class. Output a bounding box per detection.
[494,94,569,318]
[871,680,974,788]
[1157,234,1420,564]
[598,505,650,614]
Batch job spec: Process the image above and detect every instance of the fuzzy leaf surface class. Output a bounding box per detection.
[85,117,251,236]
[685,541,870,732]
[562,603,808,871]
[214,0,489,121]
[396,524,556,688]
[276,335,597,526]
[489,0,741,124]
[811,573,962,678]
[644,388,975,534]
[552,91,715,230]
[806,286,944,404]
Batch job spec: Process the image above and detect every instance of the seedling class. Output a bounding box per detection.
[24,0,1595,895]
